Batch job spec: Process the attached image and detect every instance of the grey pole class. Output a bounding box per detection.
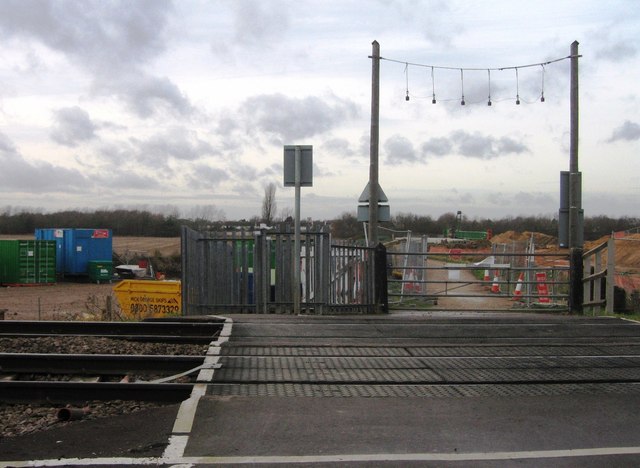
[568,41,584,314]
[294,146,301,314]
[569,40,582,249]
[368,40,380,246]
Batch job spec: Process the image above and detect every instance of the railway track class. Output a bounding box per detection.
[0,318,224,343]
[0,318,224,404]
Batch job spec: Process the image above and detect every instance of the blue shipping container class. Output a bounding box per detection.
[34,228,65,273]
[35,228,112,276]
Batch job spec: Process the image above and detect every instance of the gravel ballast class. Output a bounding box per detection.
[0,336,208,439]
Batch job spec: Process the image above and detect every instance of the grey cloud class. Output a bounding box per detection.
[0,131,89,192]
[241,93,359,142]
[231,165,259,181]
[95,171,160,191]
[496,137,529,154]
[442,191,475,206]
[0,132,18,155]
[265,163,282,177]
[313,162,335,178]
[387,0,460,47]
[484,191,555,214]
[451,131,529,159]
[232,181,259,197]
[101,74,194,119]
[0,0,171,73]
[96,128,216,177]
[421,137,452,157]
[210,0,290,59]
[216,117,239,136]
[403,131,530,164]
[451,130,496,158]
[512,192,555,208]
[133,128,215,165]
[593,24,638,63]
[322,138,356,158]
[0,1,192,119]
[384,135,420,165]
[233,0,289,47]
[608,121,640,142]
[187,165,229,190]
[97,141,133,166]
[0,162,90,193]
[597,41,637,62]
[214,116,246,154]
[50,106,97,147]
[358,133,370,158]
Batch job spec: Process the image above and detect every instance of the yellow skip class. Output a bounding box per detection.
[113,279,181,319]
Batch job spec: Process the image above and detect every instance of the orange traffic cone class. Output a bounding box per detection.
[512,272,524,301]
[490,273,501,294]
[483,270,491,290]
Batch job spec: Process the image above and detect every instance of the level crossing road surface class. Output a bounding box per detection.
[4,312,640,467]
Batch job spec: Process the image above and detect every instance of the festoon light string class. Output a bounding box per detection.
[390,53,578,105]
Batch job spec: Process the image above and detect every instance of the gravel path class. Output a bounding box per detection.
[425,259,515,311]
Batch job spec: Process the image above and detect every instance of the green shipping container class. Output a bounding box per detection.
[88,260,113,283]
[0,240,56,284]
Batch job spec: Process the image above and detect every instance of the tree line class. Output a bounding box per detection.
[0,209,189,237]
[0,208,637,241]
[330,212,640,242]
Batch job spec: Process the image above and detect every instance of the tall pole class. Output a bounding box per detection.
[368,40,380,246]
[569,40,582,249]
[294,146,301,315]
[568,40,583,314]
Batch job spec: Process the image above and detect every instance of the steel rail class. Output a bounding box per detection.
[0,380,194,403]
[0,353,205,375]
[0,320,223,337]
[0,334,217,344]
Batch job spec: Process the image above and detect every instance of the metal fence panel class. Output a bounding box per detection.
[385,236,571,312]
[182,227,376,315]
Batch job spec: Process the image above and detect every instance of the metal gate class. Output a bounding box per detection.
[386,235,571,312]
[181,226,378,314]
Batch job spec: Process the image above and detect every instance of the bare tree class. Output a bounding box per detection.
[261,182,277,224]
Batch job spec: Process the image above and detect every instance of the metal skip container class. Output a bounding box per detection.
[113,280,182,319]
[35,228,112,276]
[0,240,56,285]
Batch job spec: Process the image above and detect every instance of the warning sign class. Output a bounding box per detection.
[92,229,110,238]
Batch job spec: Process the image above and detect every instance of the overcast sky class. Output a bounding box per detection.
[0,0,638,221]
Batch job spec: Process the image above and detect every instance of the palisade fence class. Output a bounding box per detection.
[181,226,382,315]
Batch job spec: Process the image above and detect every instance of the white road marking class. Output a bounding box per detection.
[162,435,189,459]
[161,316,233,459]
[5,446,640,466]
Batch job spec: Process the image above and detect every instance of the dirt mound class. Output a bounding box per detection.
[585,233,640,270]
[490,231,556,248]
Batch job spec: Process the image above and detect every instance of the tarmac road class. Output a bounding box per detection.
[3,312,640,467]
